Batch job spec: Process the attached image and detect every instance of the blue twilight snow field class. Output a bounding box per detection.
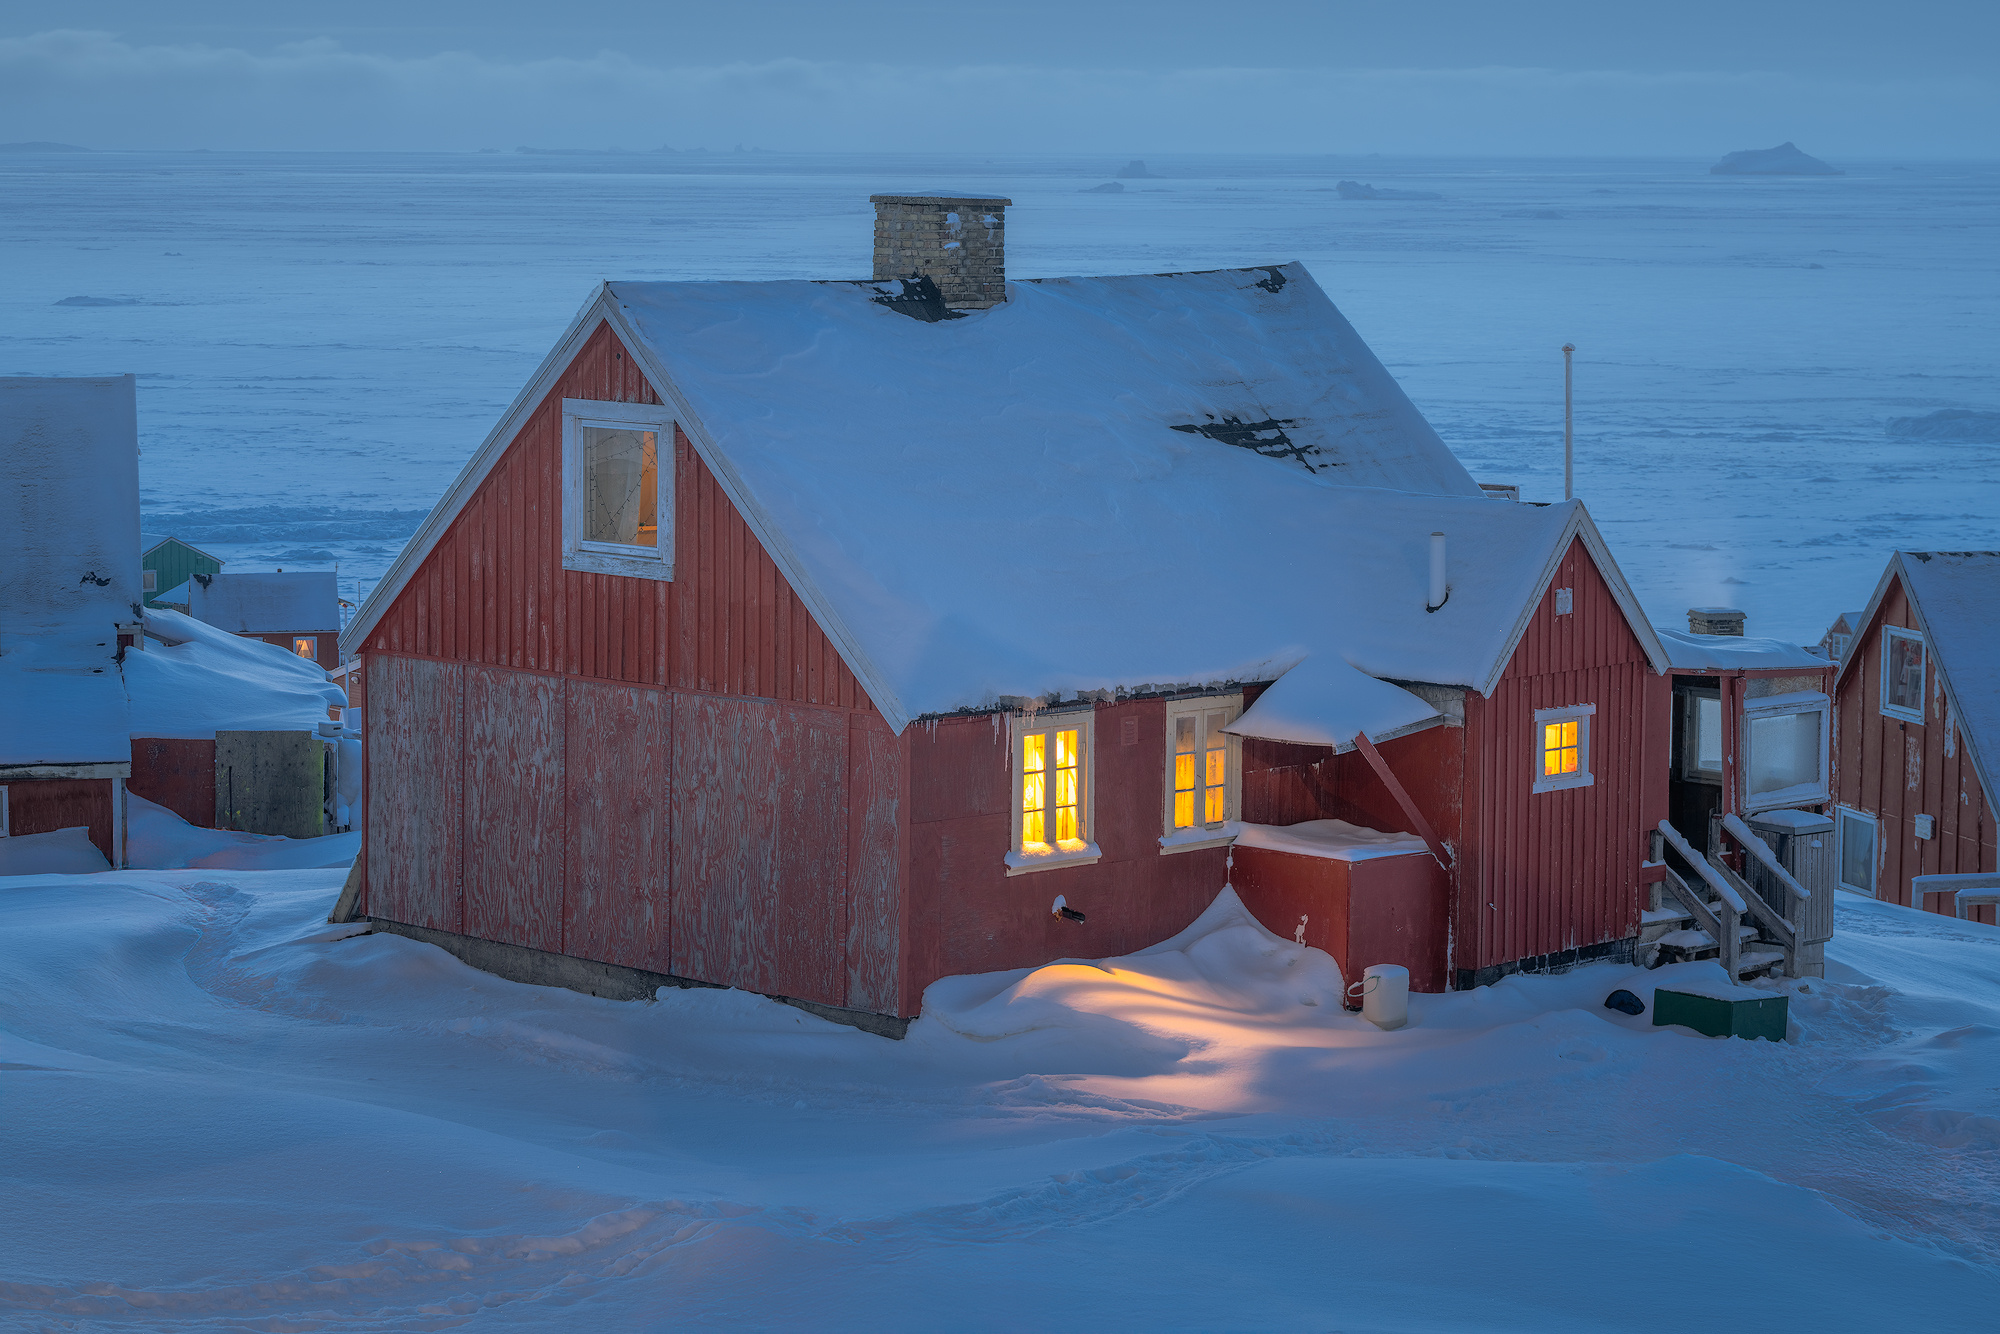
[4,150,1997,642]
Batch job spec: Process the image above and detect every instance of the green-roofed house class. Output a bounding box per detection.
[140,533,223,609]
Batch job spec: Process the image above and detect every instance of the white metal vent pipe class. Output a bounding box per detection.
[1427,532,1447,611]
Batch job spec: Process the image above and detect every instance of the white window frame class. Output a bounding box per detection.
[1160,693,1243,853]
[1740,690,1831,813]
[1836,805,1878,896]
[293,636,319,660]
[1680,687,1723,783]
[561,398,676,581]
[1531,703,1595,794]
[142,568,158,593]
[1879,626,1925,724]
[1005,707,1100,876]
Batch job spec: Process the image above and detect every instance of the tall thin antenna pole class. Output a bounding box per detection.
[1562,343,1575,501]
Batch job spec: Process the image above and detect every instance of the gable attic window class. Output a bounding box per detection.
[561,399,675,581]
[1161,694,1243,852]
[1742,691,1830,812]
[1006,708,1100,875]
[1532,704,1594,794]
[1880,627,1925,723]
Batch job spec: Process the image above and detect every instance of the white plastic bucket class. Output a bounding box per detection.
[1346,964,1410,1031]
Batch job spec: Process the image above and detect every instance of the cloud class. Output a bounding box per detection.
[3,29,1994,155]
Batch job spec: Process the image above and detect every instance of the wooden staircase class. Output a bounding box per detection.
[1641,818,1809,981]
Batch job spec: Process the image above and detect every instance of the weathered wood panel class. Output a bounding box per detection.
[565,679,670,971]
[1833,576,1996,923]
[462,666,565,953]
[1456,538,1668,979]
[671,693,850,1006]
[127,737,215,827]
[3,778,114,858]
[365,654,464,932]
[845,710,903,1013]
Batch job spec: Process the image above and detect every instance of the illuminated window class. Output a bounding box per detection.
[1008,710,1099,874]
[1162,695,1242,850]
[1532,704,1594,793]
[293,636,318,660]
[1880,627,1925,723]
[562,398,676,580]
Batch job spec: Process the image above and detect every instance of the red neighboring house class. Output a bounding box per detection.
[166,571,343,671]
[1831,553,1999,924]
[340,194,1759,1031]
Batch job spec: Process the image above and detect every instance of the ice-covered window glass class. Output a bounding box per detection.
[1881,628,1925,723]
[1532,704,1594,793]
[1682,691,1722,780]
[1746,711,1822,799]
[1837,808,1877,895]
[582,427,659,548]
[1008,711,1097,872]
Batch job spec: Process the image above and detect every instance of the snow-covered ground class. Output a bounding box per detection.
[3,871,1997,1330]
[5,151,1998,643]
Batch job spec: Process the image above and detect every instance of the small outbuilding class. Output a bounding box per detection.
[140,533,223,608]
[164,571,342,670]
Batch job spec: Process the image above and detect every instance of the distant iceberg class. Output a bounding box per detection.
[1081,181,1125,194]
[1336,180,1443,201]
[1886,409,2000,441]
[1115,159,1162,179]
[1710,143,1842,176]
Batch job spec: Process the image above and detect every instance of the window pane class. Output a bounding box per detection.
[1023,809,1046,847]
[1205,785,1226,823]
[1175,716,1196,752]
[1174,753,1196,793]
[1023,733,1044,774]
[1748,710,1822,796]
[1022,771,1044,815]
[1693,696,1722,774]
[1055,769,1078,807]
[583,427,659,546]
[1205,747,1226,788]
[1886,635,1924,712]
[1174,791,1195,828]
[1840,814,1875,893]
[1056,730,1077,769]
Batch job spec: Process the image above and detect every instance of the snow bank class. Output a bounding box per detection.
[125,790,357,870]
[128,606,343,738]
[1233,817,1428,861]
[0,826,109,875]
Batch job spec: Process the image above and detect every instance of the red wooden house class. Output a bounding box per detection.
[341,194,1719,1030]
[1830,553,1998,924]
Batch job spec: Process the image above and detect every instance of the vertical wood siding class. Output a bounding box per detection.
[1457,538,1669,976]
[462,666,566,954]
[128,737,216,828]
[671,694,850,1006]
[3,778,115,858]
[845,711,904,1014]
[565,680,669,971]
[365,654,465,932]
[1835,578,1997,923]
[360,322,867,710]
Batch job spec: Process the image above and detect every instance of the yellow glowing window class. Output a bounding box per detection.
[1018,723,1087,855]
[1542,719,1579,777]
[1171,707,1234,830]
[293,636,318,660]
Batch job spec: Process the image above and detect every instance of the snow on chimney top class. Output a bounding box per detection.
[870,194,1011,310]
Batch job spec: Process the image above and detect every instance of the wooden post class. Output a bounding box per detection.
[1352,731,1451,869]
[1562,343,1575,501]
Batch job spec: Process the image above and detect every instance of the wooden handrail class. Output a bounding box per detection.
[1655,820,1745,912]
[1720,813,1801,943]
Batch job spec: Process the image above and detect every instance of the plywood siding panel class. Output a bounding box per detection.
[846,710,903,1013]
[565,680,670,971]
[366,654,464,932]
[128,737,216,828]
[671,694,849,1006]
[3,778,115,858]
[462,666,565,953]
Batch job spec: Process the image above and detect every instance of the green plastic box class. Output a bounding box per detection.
[1652,988,1788,1042]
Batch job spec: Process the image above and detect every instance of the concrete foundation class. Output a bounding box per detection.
[215,730,329,838]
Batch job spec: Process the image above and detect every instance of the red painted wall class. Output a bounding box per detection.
[1456,538,1669,979]
[128,738,215,827]
[5,778,115,858]
[244,632,340,672]
[1834,576,1997,923]
[1230,845,1449,993]
[359,322,896,1012]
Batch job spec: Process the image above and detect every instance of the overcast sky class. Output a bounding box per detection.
[6,1,1996,155]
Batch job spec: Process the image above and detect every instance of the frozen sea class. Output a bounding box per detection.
[6,150,1998,642]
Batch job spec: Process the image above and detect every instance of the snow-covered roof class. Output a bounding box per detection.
[186,572,339,634]
[0,639,130,768]
[1841,552,2000,812]
[141,532,223,562]
[348,265,1667,739]
[1653,627,1829,673]
[131,608,344,739]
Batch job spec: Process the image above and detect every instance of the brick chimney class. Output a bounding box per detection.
[870,194,1011,309]
[1688,607,1746,636]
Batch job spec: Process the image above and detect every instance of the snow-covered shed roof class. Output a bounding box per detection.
[1839,552,2000,810]
[186,572,339,635]
[132,609,344,739]
[347,265,1666,740]
[1653,627,1828,673]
